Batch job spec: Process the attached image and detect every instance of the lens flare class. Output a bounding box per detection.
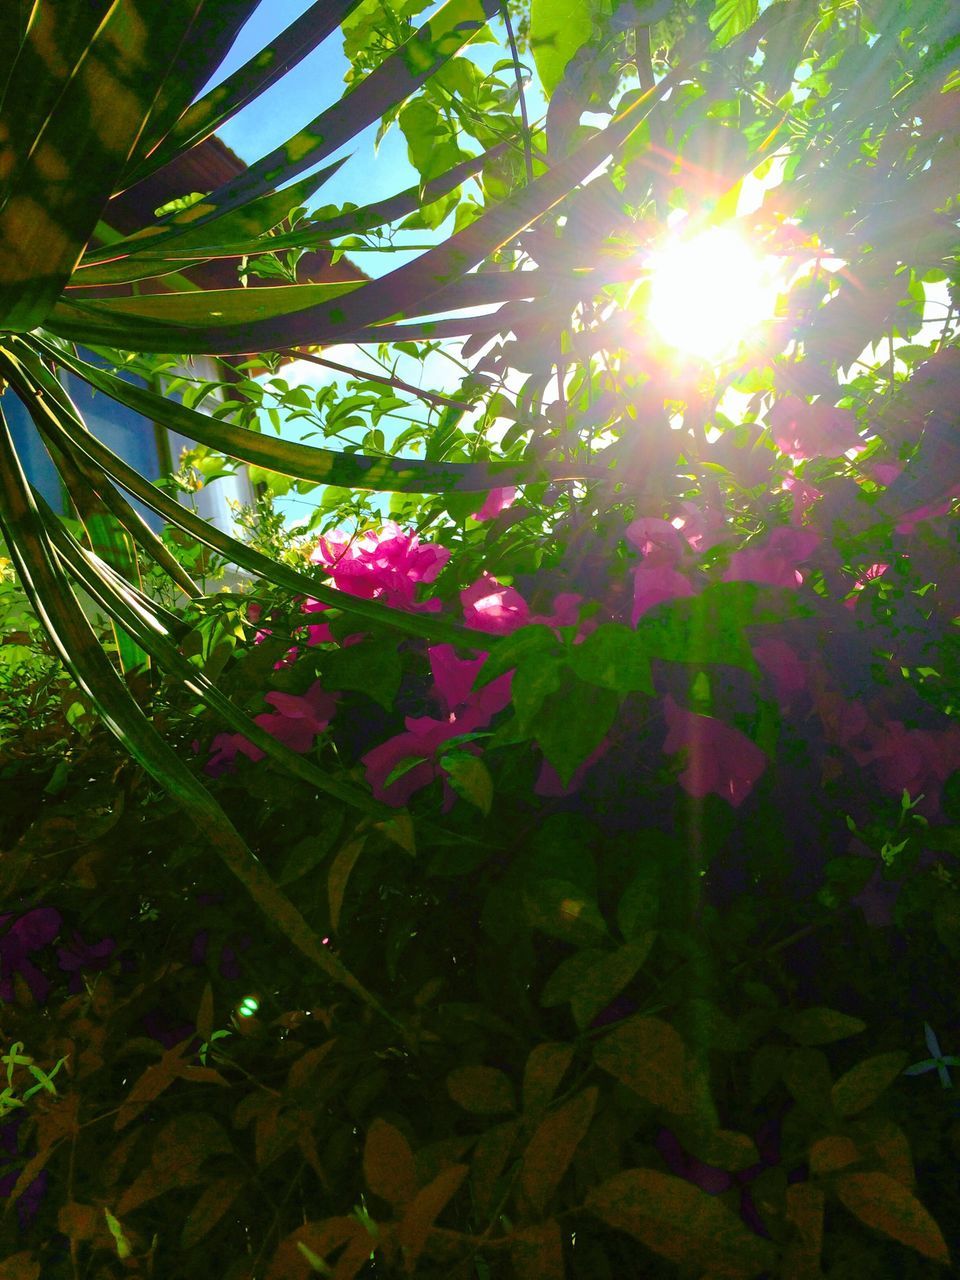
[647,226,780,362]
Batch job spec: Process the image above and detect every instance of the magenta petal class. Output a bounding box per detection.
[461,573,530,634]
[472,486,517,522]
[429,644,488,715]
[662,696,767,807]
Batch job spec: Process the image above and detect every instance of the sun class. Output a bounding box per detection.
[646,225,781,362]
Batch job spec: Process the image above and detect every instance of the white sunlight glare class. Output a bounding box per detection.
[647,226,780,362]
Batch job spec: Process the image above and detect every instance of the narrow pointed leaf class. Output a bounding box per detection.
[86,0,498,273]
[83,156,350,274]
[0,402,391,1021]
[36,338,607,492]
[0,343,200,597]
[0,1,232,329]
[83,144,505,275]
[834,1172,950,1265]
[38,504,386,815]
[123,0,366,187]
[9,367,486,646]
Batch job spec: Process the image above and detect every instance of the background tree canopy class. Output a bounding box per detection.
[0,0,959,1275]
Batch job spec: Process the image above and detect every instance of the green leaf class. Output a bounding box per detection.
[779,1007,867,1047]
[709,0,759,48]
[0,1,247,329]
[542,941,654,1028]
[103,1208,131,1261]
[593,1016,694,1115]
[446,1065,516,1115]
[617,863,660,940]
[834,1172,950,1264]
[279,814,345,886]
[328,837,367,934]
[567,623,654,695]
[529,0,592,98]
[363,1118,418,1208]
[522,1043,574,1115]
[321,640,401,710]
[440,752,493,815]
[586,1168,777,1274]
[123,0,365,186]
[180,1175,245,1250]
[520,1087,597,1216]
[473,625,559,686]
[523,878,608,945]
[633,582,789,671]
[532,678,618,785]
[831,1052,910,1118]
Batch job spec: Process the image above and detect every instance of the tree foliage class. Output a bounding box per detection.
[1,0,960,1274]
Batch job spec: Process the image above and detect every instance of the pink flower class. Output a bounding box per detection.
[662,695,767,807]
[472,487,517,522]
[725,527,820,589]
[362,716,459,807]
[429,644,513,726]
[363,646,513,806]
[461,573,530,634]
[631,562,694,624]
[781,473,822,524]
[769,396,863,460]
[816,693,870,749]
[753,638,806,710]
[310,522,449,612]
[300,598,333,646]
[254,681,338,754]
[625,515,695,624]
[671,503,726,552]
[872,462,903,487]
[533,592,583,629]
[895,492,960,535]
[206,733,265,776]
[852,720,960,809]
[625,517,686,560]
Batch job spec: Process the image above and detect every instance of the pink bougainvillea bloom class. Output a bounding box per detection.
[631,562,694,625]
[769,395,863,460]
[363,645,512,806]
[781,473,823,525]
[206,732,265,777]
[662,695,767,807]
[671,502,726,552]
[533,592,583,630]
[752,638,807,710]
[816,692,870,749]
[0,907,62,1004]
[428,644,513,725]
[872,461,903,486]
[895,491,960,535]
[853,721,960,810]
[300,598,333,646]
[310,522,449,612]
[254,681,338,754]
[461,572,530,634]
[725,526,820,589]
[625,516,687,560]
[361,716,460,807]
[472,486,517,522]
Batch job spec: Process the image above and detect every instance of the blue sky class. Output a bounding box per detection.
[199,1,523,526]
